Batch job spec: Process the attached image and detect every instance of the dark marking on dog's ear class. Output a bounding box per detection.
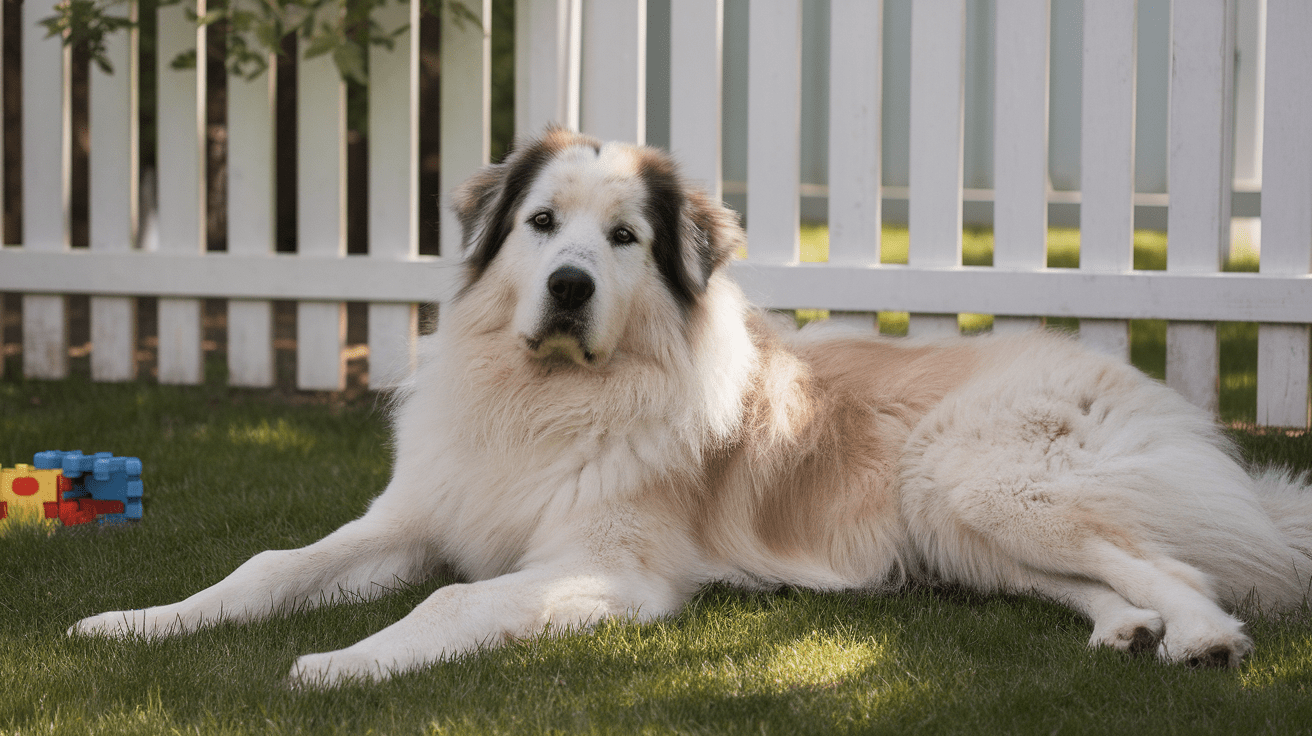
[455,127,603,289]
[637,149,745,308]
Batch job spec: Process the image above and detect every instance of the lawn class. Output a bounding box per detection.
[2,226,1310,735]
[2,374,1311,735]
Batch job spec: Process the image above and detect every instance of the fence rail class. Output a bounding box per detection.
[1,0,1309,428]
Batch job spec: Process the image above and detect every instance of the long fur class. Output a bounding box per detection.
[71,130,1312,684]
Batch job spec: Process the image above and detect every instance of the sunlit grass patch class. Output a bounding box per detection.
[761,631,883,690]
[1240,634,1312,690]
[227,418,320,454]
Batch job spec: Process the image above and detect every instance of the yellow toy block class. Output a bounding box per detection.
[0,464,63,531]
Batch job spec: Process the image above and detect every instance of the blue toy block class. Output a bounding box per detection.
[34,450,143,523]
[33,450,69,471]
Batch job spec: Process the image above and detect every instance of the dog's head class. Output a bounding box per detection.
[452,128,744,367]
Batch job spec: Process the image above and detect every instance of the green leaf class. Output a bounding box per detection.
[303,31,340,59]
[333,41,367,86]
[170,49,199,70]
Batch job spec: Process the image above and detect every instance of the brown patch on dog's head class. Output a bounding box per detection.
[453,127,603,288]
[633,148,745,308]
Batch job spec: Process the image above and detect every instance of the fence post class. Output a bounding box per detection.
[226,49,277,388]
[368,0,421,389]
[1077,0,1136,361]
[515,0,580,136]
[992,0,1049,335]
[581,0,645,143]
[21,1,71,379]
[1165,0,1235,415]
[1257,0,1312,428]
[89,0,139,382]
[296,25,348,391]
[156,0,207,384]
[827,0,881,268]
[746,0,801,266]
[440,0,491,256]
[669,0,723,200]
[907,0,965,338]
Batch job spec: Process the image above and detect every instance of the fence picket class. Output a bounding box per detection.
[514,0,580,136]
[89,5,138,382]
[1164,0,1234,415]
[20,2,70,379]
[1257,0,1312,427]
[294,35,349,391]
[581,0,645,143]
[669,0,723,199]
[368,0,422,389]
[991,0,1048,335]
[746,0,801,266]
[827,0,881,268]
[907,0,964,338]
[1077,0,1137,361]
[226,56,277,387]
[155,2,206,384]
[440,0,491,256]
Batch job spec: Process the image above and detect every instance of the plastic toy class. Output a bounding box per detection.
[1,451,143,530]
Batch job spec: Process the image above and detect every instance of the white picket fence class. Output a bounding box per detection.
[1,0,1309,428]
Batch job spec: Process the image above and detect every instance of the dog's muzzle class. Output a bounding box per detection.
[525,265,597,364]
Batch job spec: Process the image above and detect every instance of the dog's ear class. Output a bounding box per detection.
[681,187,745,291]
[452,164,506,258]
[638,149,745,308]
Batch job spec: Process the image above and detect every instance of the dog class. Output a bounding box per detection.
[72,128,1312,685]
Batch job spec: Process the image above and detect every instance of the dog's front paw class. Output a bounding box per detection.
[1089,607,1164,654]
[287,650,390,689]
[1156,614,1254,668]
[69,610,155,638]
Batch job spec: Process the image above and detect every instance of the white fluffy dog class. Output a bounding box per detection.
[73,129,1312,685]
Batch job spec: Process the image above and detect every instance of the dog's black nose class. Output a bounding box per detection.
[547,266,595,310]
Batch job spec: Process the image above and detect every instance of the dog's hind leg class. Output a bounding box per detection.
[906,475,1253,667]
[70,498,433,638]
[1075,540,1254,667]
[1023,573,1163,654]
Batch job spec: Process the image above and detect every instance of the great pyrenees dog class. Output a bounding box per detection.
[74,129,1312,685]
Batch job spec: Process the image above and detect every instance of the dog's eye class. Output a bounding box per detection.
[612,227,635,245]
[530,211,554,231]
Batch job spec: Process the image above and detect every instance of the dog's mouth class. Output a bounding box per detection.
[524,328,596,365]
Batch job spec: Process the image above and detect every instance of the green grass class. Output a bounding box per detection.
[792,225,1270,424]
[3,359,1312,733]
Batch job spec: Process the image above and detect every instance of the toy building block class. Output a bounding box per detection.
[0,463,65,530]
[38,450,143,523]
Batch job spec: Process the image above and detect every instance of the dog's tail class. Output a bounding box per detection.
[1246,467,1312,609]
